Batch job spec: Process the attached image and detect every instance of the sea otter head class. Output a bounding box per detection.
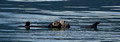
[60,20,66,25]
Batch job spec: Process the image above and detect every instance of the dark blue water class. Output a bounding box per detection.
[0,0,120,42]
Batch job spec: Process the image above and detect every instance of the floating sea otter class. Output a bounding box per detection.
[48,21,61,31]
[48,20,70,31]
[60,20,70,30]
[86,22,100,31]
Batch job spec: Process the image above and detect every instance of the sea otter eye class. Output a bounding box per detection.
[64,21,65,22]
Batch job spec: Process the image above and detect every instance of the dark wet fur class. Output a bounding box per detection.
[25,21,30,30]
[48,22,61,30]
[86,22,100,31]
[25,21,30,26]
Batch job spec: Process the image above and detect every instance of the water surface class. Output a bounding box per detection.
[0,0,120,42]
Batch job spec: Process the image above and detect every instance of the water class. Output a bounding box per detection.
[0,0,120,42]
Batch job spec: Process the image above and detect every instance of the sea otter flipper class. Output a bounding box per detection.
[85,22,100,31]
[25,21,30,30]
[25,21,30,26]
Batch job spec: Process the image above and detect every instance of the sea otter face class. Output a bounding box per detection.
[60,20,66,25]
[52,21,60,26]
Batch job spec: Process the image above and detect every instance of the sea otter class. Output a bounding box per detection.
[60,20,70,30]
[48,21,61,31]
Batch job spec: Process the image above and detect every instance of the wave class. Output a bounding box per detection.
[7,0,68,2]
